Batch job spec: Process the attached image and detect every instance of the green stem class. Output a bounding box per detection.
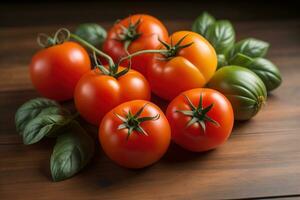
[70,33,114,67]
[123,40,132,70]
[118,49,169,65]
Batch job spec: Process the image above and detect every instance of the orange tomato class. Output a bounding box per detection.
[147,31,217,101]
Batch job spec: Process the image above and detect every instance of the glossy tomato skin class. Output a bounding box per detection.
[99,100,171,169]
[166,88,234,152]
[74,68,151,125]
[103,14,168,76]
[208,66,267,120]
[147,31,217,101]
[30,42,91,101]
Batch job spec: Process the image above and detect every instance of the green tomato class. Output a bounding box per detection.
[207,66,267,120]
[75,23,107,48]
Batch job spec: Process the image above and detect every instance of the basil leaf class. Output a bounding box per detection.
[217,54,228,69]
[229,53,253,66]
[230,53,282,92]
[50,121,95,182]
[22,114,70,145]
[15,98,63,133]
[75,23,107,47]
[229,38,269,59]
[206,20,235,54]
[246,58,282,92]
[192,12,215,36]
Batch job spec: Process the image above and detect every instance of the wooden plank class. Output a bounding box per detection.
[1,129,300,199]
[0,67,32,91]
[1,20,300,54]
[0,20,299,71]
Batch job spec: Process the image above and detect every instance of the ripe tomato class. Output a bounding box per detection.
[103,14,168,75]
[99,100,171,168]
[147,31,217,101]
[30,41,91,101]
[166,88,234,152]
[74,67,151,125]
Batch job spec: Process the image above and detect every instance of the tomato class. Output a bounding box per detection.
[99,100,171,168]
[207,66,267,120]
[103,14,168,75]
[166,88,234,152]
[147,31,217,101]
[74,67,151,125]
[30,41,91,101]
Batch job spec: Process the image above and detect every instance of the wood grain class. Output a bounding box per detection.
[1,1,300,199]
[1,130,300,200]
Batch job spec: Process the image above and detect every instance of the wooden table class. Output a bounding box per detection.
[1,1,300,199]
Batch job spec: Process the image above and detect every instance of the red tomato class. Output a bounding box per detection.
[30,41,91,101]
[74,67,151,125]
[166,88,234,152]
[99,100,171,168]
[103,14,168,75]
[147,31,217,101]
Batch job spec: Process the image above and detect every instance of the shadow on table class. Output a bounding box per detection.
[77,141,217,190]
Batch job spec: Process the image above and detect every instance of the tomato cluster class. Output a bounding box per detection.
[27,13,280,171]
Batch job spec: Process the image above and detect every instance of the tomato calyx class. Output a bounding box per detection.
[116,17,142,46]
[92,51,130,79]
[176,94,220,133]
[158,34,194,59]
[114,17,142,56]
[114,104,160,140]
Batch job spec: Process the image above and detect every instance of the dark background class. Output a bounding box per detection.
[1,0,299,27]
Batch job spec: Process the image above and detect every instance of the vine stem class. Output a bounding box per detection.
[123,40,132,70]
[70,33,114,67]
[118,49,169,65]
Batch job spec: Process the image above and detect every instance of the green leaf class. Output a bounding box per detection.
[50,121,95,182]
[75,23,107,47]
[192,12,216,36]
[22,114,70,145]
[229,53,253,66]
[228,38,269,59]
[206,20,235,54]
[15,98,63,133]
[229,53,282,92]
[217,54,228,69]
[245,58,282,92]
